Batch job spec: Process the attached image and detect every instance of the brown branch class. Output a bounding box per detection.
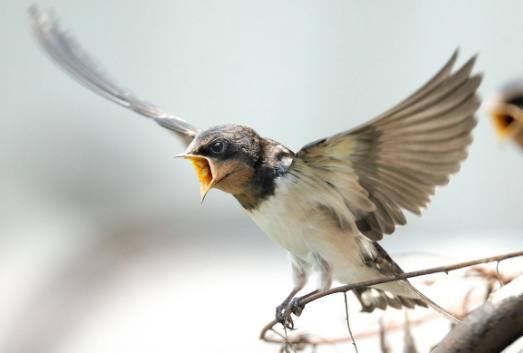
[263,283,516,348]
[378,318,391,353]
[402,312,419,353]
[343,292,358,353]
[300,250,523,306]
[260,250,523,347]
[432,293,523,353]
[261,310,446,347]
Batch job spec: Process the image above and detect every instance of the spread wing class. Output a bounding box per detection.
[294,51,482,240]
[29,5,199,146]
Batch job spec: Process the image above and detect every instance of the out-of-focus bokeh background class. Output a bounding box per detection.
[2,1,523,352]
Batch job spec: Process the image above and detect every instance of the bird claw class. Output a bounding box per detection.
[274,297,306,330]
[289,297,305,316]
[275,303,295,330]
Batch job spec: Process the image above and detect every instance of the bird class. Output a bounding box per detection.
[30,5,481,326]
[487,80,523,149]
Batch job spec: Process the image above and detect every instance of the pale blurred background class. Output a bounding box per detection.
[1,1,523,352]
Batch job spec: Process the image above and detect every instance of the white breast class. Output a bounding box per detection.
[247,174,384,285]
[248,174,362,265]
[248,176,311,260]
[247,172,421,300]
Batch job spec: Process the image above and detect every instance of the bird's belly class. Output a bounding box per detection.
[247,185,389,286]
[248,193,311,259]
[247,187,361,270]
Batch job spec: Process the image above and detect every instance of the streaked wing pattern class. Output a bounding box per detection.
[29,5,199,146]
[295,51,482,240]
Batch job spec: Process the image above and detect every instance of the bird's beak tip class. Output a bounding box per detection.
[200,188,210,204]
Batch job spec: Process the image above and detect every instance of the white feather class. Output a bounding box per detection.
[248,173,415,298]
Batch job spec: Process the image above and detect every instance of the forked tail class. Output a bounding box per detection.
[409,285,461,323]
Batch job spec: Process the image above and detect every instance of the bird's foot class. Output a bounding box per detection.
[288,296,305,317]
[275,297,306,330]
[275,302,295,330]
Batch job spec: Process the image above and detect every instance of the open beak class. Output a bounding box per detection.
[488,101,523,140]
[178,153,216,202]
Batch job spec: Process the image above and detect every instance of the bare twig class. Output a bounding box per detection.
[300,251,523,306]
[379,318,391,353]
[343,292,358,353]
[274,279,517,347]
[260,250,523,348]
[403,311,418,353]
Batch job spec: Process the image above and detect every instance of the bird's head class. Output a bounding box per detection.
[179,124,262,201]
[488,83,523,144]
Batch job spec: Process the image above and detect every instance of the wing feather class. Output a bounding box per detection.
[29,5,198,145]
[295,51,481,240]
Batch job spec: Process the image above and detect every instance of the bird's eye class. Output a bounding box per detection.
[210,141,226,154]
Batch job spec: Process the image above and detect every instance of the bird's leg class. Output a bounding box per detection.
[287,289,319,317]
[286,254,332,318]
[275,256,308,328]
[275,287,303,325]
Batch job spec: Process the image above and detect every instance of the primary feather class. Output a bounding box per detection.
[29,5,198,145]
[295,51,481,240]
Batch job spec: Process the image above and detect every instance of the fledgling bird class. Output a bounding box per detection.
[30,6,481,325]
[487,80,523,149]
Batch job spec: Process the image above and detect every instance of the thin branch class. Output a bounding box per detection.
[378,318,391,353]
[403,311,419,353]
[300,250,523,306]
[343,292,358,353]
[262,310,443,347]
[260,250,523,347]
[262,282,517,348]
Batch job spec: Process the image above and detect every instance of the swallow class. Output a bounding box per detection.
[30,6,481,326]
[487,80,523,149]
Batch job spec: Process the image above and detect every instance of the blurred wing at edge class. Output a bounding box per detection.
[29,5,199,146]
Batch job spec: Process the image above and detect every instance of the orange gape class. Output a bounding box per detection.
[492,113,515,137]
[490,103,523,147]
[185,156,214,198]
[189,158,212,186]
